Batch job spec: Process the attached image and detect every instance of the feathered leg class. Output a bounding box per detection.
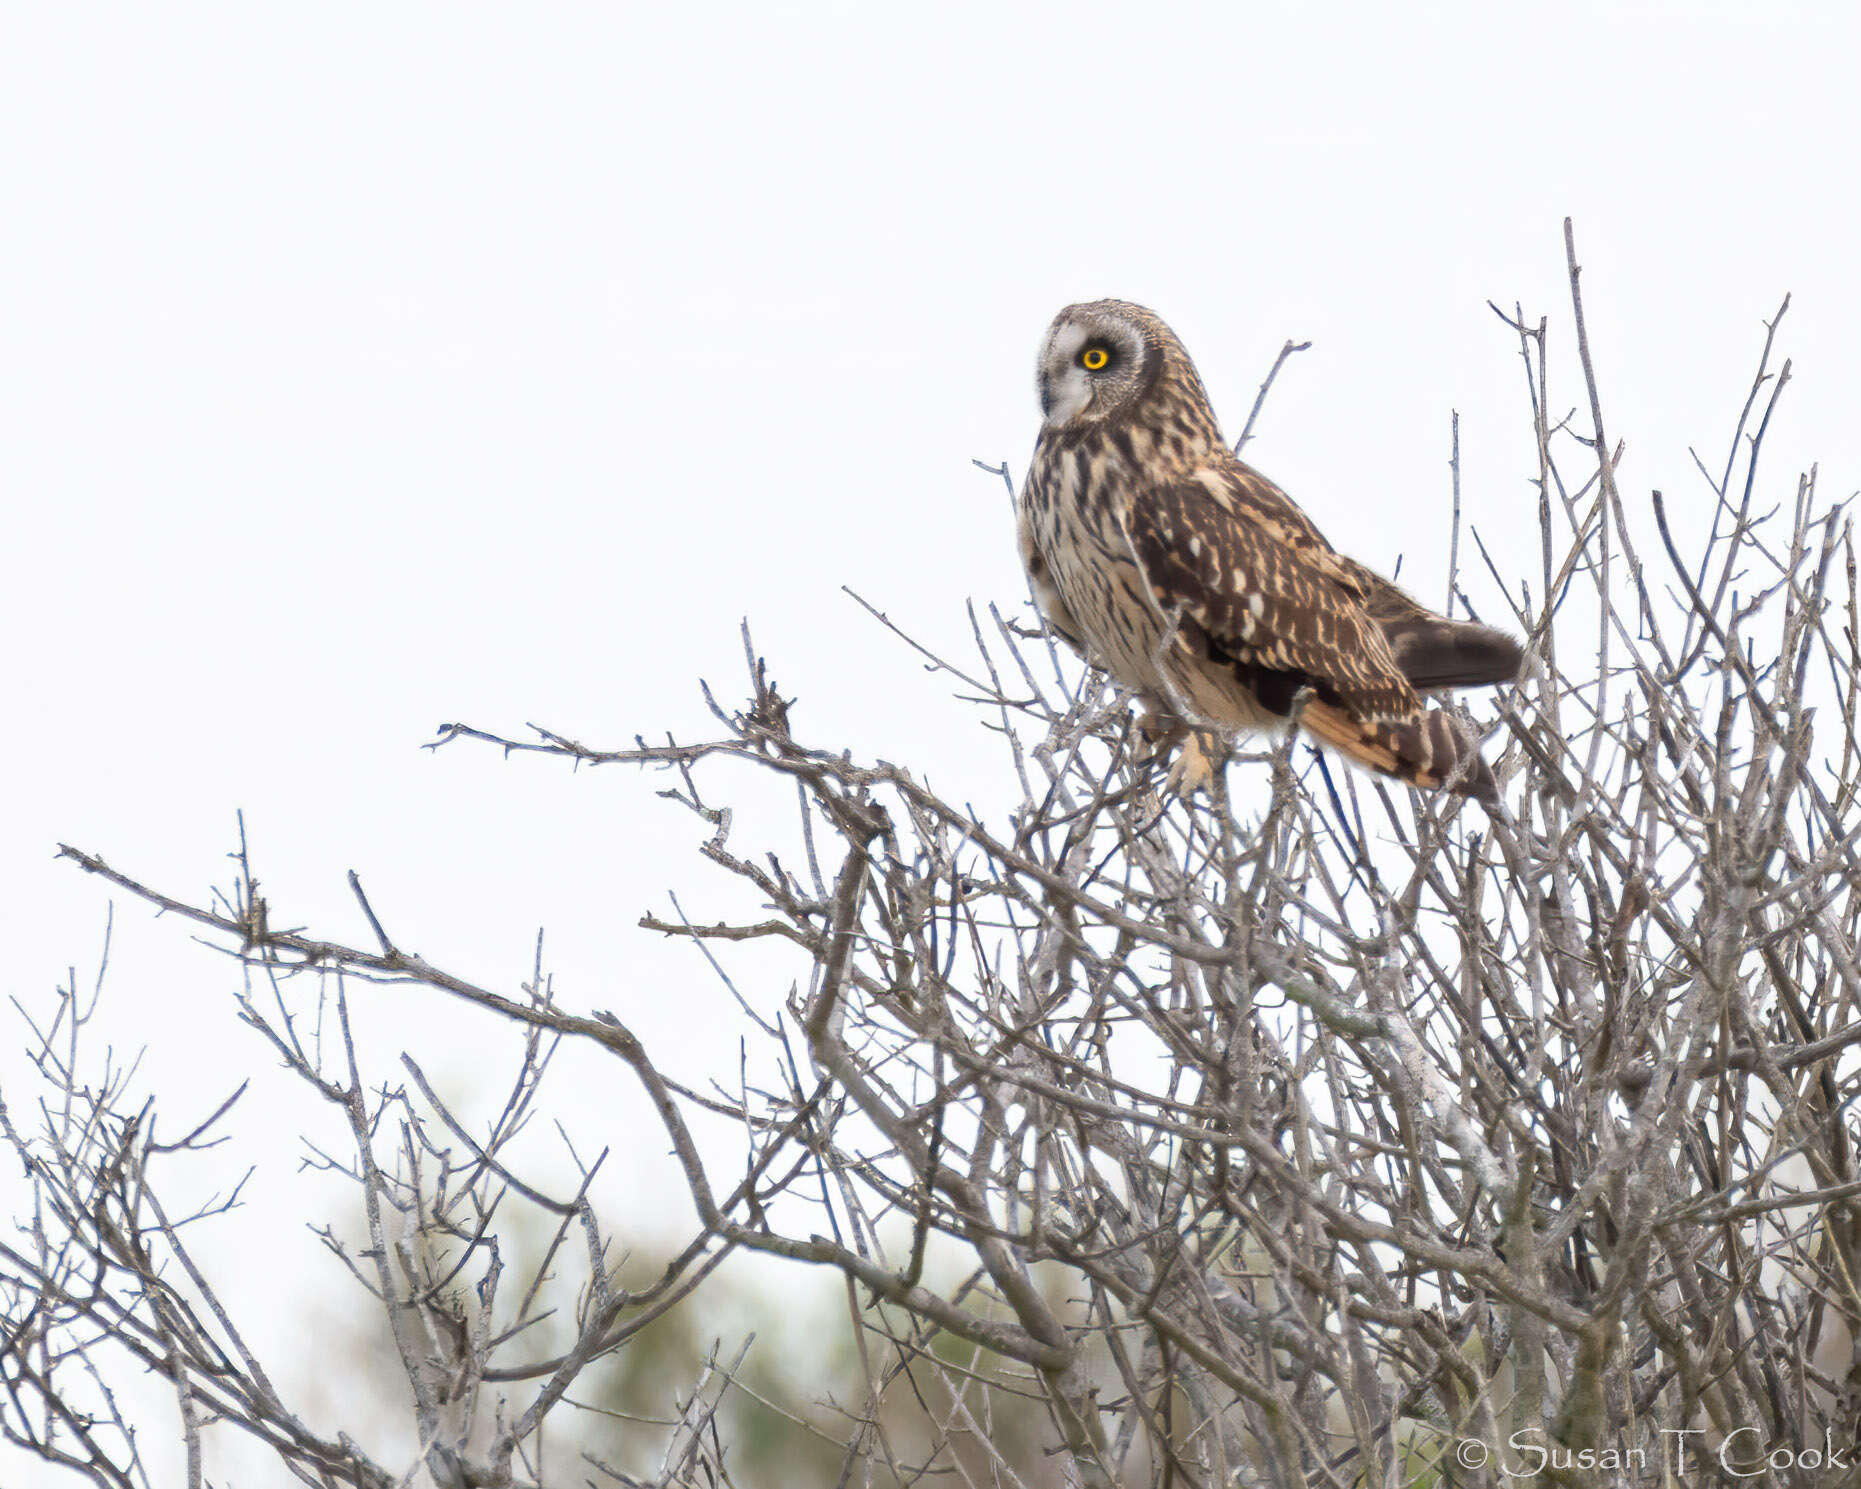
[1134,702,1227,796]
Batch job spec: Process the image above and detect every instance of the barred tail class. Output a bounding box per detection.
[1298,698,1497,803]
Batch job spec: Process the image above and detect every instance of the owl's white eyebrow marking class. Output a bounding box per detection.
[1038,320,1096,428]
[1047,322,1089,363]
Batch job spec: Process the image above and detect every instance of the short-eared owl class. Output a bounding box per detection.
[1016,300,1521,798]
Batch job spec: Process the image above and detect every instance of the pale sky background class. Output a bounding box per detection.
[4,2,1858,1480]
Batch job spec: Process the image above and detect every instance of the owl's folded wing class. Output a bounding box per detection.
[1126,469,1420,726]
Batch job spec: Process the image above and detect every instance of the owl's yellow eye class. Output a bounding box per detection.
[1080,346,1110,371]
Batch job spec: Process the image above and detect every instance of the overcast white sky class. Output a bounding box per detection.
[3,2,1858,1478]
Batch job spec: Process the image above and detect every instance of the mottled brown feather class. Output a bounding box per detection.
[1127,477,1418,724]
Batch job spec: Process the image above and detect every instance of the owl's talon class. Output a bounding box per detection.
[1163,730,1227,796]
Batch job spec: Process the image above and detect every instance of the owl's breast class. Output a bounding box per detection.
[1024,439,1174,697]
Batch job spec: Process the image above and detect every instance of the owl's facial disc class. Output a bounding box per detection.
[1037,310,1143,429]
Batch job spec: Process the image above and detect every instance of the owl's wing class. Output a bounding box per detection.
[1127,463,1419,725]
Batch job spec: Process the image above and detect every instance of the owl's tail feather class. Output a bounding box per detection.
[1298,698,1498,803]
[1379,617,1524,691]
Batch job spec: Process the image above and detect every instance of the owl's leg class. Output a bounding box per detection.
[1133,699,1226,796]
[1163,728,1228,796]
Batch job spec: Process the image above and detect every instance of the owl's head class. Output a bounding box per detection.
[1035,299,1212,436]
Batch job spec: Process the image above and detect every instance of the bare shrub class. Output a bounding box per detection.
[7,224,1859,1487]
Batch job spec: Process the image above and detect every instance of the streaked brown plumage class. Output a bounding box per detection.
[1016,299,1522,798]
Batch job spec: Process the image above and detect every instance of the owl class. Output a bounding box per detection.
[1016,299,1521,799]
